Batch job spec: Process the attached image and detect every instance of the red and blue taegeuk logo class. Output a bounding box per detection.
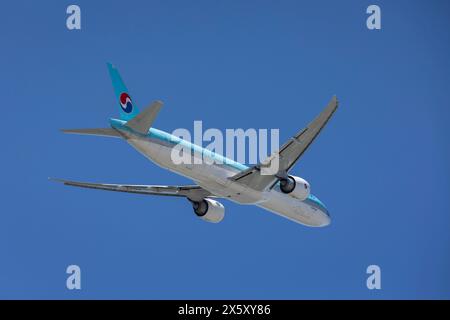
[119,92,133,113]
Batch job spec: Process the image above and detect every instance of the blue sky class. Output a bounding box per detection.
[0,0,449,299]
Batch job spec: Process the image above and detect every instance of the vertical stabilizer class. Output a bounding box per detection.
[106,63,140,121]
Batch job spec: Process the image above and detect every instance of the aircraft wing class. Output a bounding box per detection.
[230,96,338,191]
[51,178,214,201]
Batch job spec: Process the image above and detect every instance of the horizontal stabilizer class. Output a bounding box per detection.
[125,100,163,134]
[61,128,122,138]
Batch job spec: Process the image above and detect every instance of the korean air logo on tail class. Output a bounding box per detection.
[119,92,133,113]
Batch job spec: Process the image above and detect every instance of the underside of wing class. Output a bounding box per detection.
[50,178,214,201]
[275,95,338,172]
[231,96,338,191]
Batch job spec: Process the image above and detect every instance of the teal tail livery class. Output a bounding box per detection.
[107,63,140,121]
[62,63,163,137]
[54,63,339,227]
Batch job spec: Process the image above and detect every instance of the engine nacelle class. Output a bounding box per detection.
[192,198,225,223]
[279,175,310,201]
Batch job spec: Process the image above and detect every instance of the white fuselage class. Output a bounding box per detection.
[116,124,330,227]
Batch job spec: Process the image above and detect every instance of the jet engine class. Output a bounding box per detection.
[279,175,310,201]
[192,198,225,223]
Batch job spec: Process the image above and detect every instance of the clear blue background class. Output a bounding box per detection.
[1,0,449,299]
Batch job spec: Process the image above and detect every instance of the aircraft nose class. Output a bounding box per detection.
[321,212,331,226]
[314,207,330,226]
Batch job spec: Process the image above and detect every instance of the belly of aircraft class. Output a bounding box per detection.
[126,137,329,226]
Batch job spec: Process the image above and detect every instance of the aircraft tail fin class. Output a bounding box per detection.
[106,63,140,121]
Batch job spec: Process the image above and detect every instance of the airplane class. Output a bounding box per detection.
[52,63,338,227]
